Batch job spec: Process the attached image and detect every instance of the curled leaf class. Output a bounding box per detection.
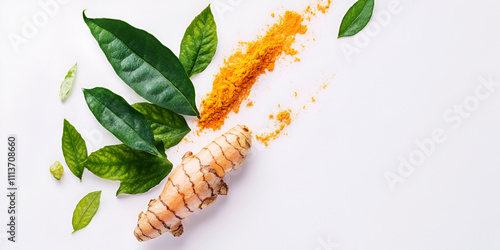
[50,161,64,180]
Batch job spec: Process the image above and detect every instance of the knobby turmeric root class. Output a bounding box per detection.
[134,125,252,242]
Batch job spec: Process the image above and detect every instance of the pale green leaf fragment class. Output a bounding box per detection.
[50,161,64,180]
[72,190,101,233]
[60,63,77,101]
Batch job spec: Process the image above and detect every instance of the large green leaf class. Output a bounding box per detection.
[179,4,218,77]
[83,143,172,195]
[83,87,161,157]
[132,103,190,149]
[338,0,374,38]
[72,190,101,233]
[62,119,87,180]
[83,11,199,117]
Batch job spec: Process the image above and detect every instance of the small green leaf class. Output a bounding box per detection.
[83,144,172,195]
[60,63,77,101]
[83,11,199,117]
[83,87,162,157]
[180,4,218,78]
[338,0,374,38]
[72,190,101,233]
[50,161,64,180]
[132,103,190,149]
[62,119,88,180]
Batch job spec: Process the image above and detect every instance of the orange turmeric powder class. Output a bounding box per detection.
[197,1,331,131]
[198,11,307,131]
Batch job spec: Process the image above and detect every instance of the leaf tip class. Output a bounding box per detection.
[82,9,91,24]
[115,189,124,197]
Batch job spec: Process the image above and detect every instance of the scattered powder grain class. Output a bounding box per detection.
[256,109,292,146]
[197,11,307,131]
[318,0,332,13]
[276,109,291,124]
[197,1,331,131]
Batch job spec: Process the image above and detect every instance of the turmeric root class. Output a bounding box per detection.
[134,125,252,241]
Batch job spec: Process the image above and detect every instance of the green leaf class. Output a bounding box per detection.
[72,190,101,233]
[59,62,77,101]
[132,103,190,149]
[62,119,88,180]
[83,87,162,157]
[338,0,374,38]
[50,161,64,180]
[83,144,172,195]
[179,4,218,78]
[83,11,199,117]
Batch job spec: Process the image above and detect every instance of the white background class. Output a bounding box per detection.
[1,0,500,249]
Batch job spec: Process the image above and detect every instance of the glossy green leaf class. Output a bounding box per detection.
[83,11,199,117]
[59,62,77,101]
[72,190,101,233]
[179,4,218,77]
[83,87,162,157]
[62,119,88,180]
[83,143,172,195]
[132,103,190,149]
[338,0,374,38]
[50,161,64,180]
